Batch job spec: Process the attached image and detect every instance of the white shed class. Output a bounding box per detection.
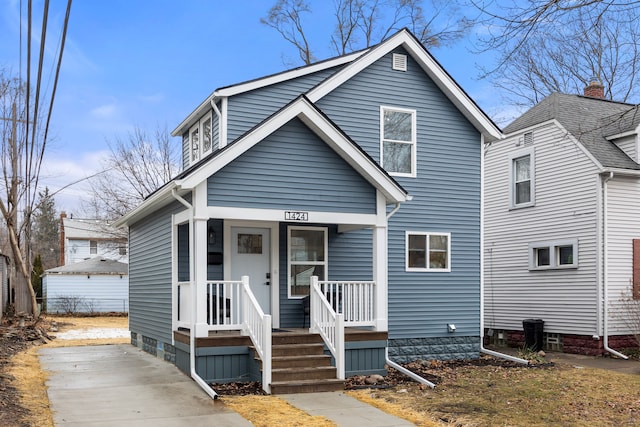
[43,257,129,313]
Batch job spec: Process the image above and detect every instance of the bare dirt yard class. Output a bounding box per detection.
[2,314,640,426]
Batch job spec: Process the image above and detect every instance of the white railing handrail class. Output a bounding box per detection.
[240,276,272,394]
[310,276,345,379]
[206,280,243,330]
[319,280,376,327]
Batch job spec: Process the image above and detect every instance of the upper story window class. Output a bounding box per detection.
[189,112,213,165]
[406,231,451,272]
[380,106,416,177]
[510,146,535,209]
[89,240,98,255]
[529,239,578,270]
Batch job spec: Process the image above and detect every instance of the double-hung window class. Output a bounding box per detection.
[89,240,98,255]
[288,227,327,298]
[381,106,416,177]
[529,239,578,270]
[189,112,213,165]
[510,147,535,208]
[406,231,451,272]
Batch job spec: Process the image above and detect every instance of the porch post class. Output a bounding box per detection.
[373,191,388,331]
[193,182,209,337]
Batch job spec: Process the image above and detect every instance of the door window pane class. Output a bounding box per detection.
[237,234,262,254]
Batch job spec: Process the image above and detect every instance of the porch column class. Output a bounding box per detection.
[373,191,388,331]
[193,181,209,337]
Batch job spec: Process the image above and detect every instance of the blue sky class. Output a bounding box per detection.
[1,0,504,214]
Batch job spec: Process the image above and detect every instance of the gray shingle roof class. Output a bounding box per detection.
[505,93,640,170]
[44,257,128,275]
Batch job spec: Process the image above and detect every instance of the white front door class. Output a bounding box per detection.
[230,227,271,314]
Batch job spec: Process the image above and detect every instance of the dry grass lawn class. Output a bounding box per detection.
[348,363,640,426]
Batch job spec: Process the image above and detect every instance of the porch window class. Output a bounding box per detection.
[380,106,416,177]
[288,226,327,298]
[529,239,578,270]
[406,232,450,272]
[510,147,535,208]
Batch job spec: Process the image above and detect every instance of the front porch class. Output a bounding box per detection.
[173,276,388,393]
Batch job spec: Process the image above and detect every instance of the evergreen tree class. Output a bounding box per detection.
[32,188,60,270]
[31,254,44,298]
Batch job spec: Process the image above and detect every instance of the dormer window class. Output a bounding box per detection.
[189,112,214,165]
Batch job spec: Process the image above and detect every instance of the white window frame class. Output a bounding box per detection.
[509,146,535,209]
[287,226,328,298]
[528,239,578,270]
[188,111,214,166]
[380,106,417,178]
[89,240,98,255]
[405,231,451,272]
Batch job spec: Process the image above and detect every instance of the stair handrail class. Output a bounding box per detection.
[310,276,345,379]
[240,276,272,394]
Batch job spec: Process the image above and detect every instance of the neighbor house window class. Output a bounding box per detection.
[406,232,451,272]
[119,244,127,256]
[288,227,327,298]
[381,106,416,177]
[529,239,578,270]
[510,147,535,208]
[89,240,98,255]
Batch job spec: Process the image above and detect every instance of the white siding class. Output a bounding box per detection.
[66,238,128,265]
[612,135,638,163]
[485,122,601,335]
[43,274,129,313]
[605,176,640,334]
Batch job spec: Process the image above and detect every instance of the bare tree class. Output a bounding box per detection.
[263,0,471,65]
[469,0,640,106]
[83,126,180,223]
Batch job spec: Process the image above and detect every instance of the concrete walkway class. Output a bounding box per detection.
[39,345,252,426]
[40,344,415,426]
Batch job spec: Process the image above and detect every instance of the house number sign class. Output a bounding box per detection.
[284,211,309,221]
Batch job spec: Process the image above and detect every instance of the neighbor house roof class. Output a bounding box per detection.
[505,93,640,170]
[63,218,121,240]
[44,257,128,276]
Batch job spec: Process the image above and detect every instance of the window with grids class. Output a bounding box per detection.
[188,112,213,165]
[406,232,450,272]
[381,106,416,177]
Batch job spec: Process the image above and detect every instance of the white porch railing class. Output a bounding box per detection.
[319,280,376,327]
[206,280,243,330]
[240,276,272,394]
[310,276,345,379]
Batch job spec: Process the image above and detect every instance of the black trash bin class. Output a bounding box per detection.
[522,319,544,351]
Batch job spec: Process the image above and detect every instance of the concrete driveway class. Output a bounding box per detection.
[39,344,252,427]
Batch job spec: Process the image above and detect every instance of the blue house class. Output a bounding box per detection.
[115,29,501,395]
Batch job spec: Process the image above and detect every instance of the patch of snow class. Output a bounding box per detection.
[54,328,129,340]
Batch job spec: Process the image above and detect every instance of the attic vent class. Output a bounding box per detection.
[523,132,534,146]
[392,53,407,71]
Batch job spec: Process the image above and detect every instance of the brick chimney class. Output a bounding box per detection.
[584,77,605,99]
[59,212,67,266]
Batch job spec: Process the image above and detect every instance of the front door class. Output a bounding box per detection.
[230,227,271,314]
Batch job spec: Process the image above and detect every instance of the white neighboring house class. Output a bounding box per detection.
[60,213,128,265]
[484,81,640,356]
[43,257,129,313]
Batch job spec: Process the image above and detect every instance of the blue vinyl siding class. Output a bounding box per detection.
[278,224,373,328]
[208,118,376,214]
[318,48,481,340]
[129,199,187,345]
[226,66,343,142]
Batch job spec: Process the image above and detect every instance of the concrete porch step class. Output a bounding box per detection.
[272,366,337,382]
[270,378,345,394]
